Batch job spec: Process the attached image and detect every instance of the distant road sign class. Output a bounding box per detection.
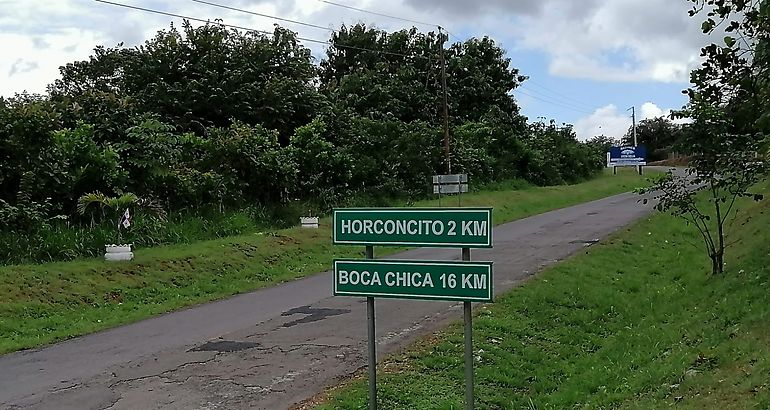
[609,145,647,166]
[432,174,467,184]
[433,184,469,194]
[333,259,493,302]
[432,174,469,194]
[333,208,492,248]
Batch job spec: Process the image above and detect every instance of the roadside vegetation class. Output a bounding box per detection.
[319,2,770,407]
[0,22,609,266]
[0,169,649,355]
[316,179,770,410]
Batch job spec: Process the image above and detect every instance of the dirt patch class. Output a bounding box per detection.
[648,157,691,166]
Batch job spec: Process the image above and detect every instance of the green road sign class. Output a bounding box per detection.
[333,259,493,302]
[333,208,492,248]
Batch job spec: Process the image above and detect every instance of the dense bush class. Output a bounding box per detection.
[0,22,605,265]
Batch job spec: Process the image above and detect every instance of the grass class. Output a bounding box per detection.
[316,179,770,409]
[0,169,651,355]
[0,202,310,265]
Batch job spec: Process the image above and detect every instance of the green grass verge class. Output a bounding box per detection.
[317,180,770,409]
[0,169,651,355]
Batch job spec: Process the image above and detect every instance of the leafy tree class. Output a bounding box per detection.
[0,95,121,213]
[320,25,443,123]
[586,135,620,153]
[0,21,611,264]
[201,121,296,205]
[451,118,529,182]
[334,117,443,199]
[77,191,166,243]
[523,121,603,185]
[0,94,64,205]
[51,22,321,141]
[445,37,527,124]
[287,118,353,208]
[641,127,766,274]
[622,117,682,161]
[320,24,527,126]
[641,0,769,274]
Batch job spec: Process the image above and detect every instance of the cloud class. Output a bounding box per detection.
[0,0,711,96]
[31,37,49,49]
[402,0,544,18]
[8,59,39,77]
[0,30,104,96]
[574,104,632,142]
[511,0,708,83]
[573,101,684,141]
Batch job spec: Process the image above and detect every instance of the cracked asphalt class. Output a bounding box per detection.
[0,186,659,410]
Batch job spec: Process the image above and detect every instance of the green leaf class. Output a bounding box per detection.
[724,36,736,47]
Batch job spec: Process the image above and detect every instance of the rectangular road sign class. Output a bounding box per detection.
[333,259,493,302]
[432,174,468,184]
[432,174,469,194]
[433,184,469,194]
[609,145,647,166]
[333,208,492,248]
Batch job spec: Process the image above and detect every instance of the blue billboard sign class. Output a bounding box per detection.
[609,145,646,166]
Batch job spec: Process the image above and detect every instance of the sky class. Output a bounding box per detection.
[0,0,713,140]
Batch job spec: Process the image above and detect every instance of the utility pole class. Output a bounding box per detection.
[438,26,451,174]
[628,106,637,146]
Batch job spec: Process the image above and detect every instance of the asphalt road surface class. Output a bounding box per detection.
[1,187,658,410]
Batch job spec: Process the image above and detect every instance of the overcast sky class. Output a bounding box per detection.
[0,0,711,140]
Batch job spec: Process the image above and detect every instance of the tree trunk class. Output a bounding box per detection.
[711,250,724,275]
[712,181,725,274]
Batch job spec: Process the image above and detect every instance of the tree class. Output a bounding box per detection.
[641,113,766,274]
[586,135,620,153]
[622,117,682,161]
[641,0,769,274]
[51,22,321,142]
[77,191,166,243]
[319,24,527,126]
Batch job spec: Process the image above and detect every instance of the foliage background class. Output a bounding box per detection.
[0,22,608,264]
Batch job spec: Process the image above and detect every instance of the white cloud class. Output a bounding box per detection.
[0,30,106,96]
[512,0,707,83]
[0,0,711,96]
[574,104,631,142]
[573,101,685,141]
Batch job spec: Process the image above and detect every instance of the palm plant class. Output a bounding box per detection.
[77,192,166,244]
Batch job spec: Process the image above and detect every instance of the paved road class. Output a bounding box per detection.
[1,188,657,410]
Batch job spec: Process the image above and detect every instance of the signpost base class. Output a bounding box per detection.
[367,296,376,410]
[365,246,377,410]
[462,248,474,410]
[464,301,473,410]
[332,209,495,410]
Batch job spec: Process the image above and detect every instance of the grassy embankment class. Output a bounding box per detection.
[0,169,650,355]
[317,179,770,409]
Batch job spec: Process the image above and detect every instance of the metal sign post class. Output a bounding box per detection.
[332,208,493,410]
[365,245,376,410]
[462,247,474,410]
[608,146,647,175]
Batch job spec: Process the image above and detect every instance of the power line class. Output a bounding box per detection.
[518,84,596,114]
[190,0,333,32]
[524,79,595,109]
[317,0,437,28]
[514,88,594,115]
[95,0,288,38]
[317,1,469,47]
[93,0,430,60]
